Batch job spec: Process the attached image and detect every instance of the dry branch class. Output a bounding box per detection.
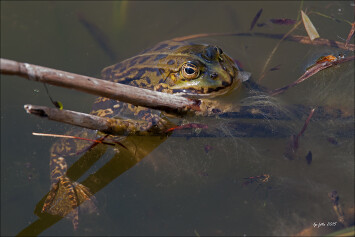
[0,58,197,114]
[24,104,167,136]
[270,55,355,96]
[172,32,355,51]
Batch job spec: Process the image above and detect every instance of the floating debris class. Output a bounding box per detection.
[269,64,282,71]
[284,108,315,159]
[250,8,263,31]
[270,18,296,25]
[345,22,355,48]
[198,171,209,177]
[305,151,312,165]
[271,55,355,96]
[242,174,270,186]
[327,137,338,145]
[204,145,213,153]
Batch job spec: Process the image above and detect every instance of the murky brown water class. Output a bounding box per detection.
[1,1,354,236]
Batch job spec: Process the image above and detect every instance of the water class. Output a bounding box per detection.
[1,1,354,236]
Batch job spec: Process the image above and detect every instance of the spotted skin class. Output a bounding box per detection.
[43,40,241,229]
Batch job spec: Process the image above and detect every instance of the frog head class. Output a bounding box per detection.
[159,43,242,98]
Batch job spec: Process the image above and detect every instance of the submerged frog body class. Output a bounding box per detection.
[42,40,244,229]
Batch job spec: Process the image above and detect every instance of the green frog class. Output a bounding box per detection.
[41,39,248,229]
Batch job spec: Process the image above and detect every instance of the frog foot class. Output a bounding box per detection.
[42,176,96,230]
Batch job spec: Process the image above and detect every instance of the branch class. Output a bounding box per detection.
[0,58,197,114]
[270,55,355,96]
[24,104,167,136]
[172,32,355,51]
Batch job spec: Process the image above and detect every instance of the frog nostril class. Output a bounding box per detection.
[210,72,218,79]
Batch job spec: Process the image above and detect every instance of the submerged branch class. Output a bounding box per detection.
[0,58,197,114]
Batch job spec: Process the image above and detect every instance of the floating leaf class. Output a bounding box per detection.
[301,10,320,41]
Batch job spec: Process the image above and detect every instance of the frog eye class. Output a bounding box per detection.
[181,62,200,79]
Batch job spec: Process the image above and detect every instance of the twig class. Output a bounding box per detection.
[24,104,166,136]
[284,108,315,160]
[258,21,302,82]
[250,8,263,31]
[0,58,197,114]
[270,55,355,96]
[171,32,354,51]
[345,22,355,48]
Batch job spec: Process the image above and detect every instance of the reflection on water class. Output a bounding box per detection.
[1,1,354,236]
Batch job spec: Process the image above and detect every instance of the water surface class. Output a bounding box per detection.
[1,1,354,236]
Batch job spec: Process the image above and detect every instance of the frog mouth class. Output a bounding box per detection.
[171,83,234,98]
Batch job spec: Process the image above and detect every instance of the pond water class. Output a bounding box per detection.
[1,1,354,236]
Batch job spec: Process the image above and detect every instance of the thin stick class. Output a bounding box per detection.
[171,32,354,51]
[24,104,163,136]
[258,21,302,82]
[284,108,316,159]
[32,132,111,145]
[297,108,315,138]
[345,22,355,48]
[270,55,355,96]
[0,58,197,114]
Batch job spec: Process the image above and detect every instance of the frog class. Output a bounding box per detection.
[41,39,249,230]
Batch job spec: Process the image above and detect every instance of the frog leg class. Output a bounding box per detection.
[43,156,94,230]
[42,129,98,229]
[41,181,59,213]
[42,175,81,230]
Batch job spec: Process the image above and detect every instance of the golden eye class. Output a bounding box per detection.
[181,62,199,80]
